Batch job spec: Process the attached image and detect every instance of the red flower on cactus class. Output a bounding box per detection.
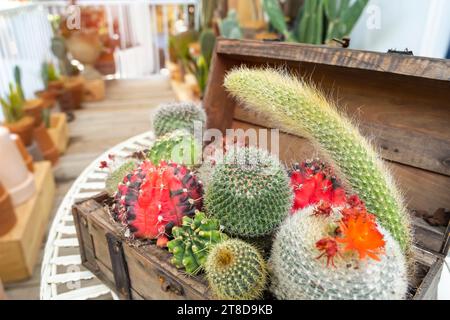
[290,160,347,213]
[113,160,203,247]
[99,161,108,169]
[316,237,340,267]
[336,212,385,261]
[313,201,333,217]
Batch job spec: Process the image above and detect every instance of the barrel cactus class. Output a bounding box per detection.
[153,102,206,137]
[105,160,137,196]
[147,130,202,167]
[224,67,411,252]
[270,202,408,300]
[112,160,203,247]
[167,212,228,275]
[205,146,292,237]
[205,239,267,300]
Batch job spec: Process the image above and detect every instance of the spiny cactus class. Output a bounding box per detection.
[112,160,203,247]
[167,212,228,274]
[153,102,206,138]
[224,68,411,252]
[147,130,202,167]
[270,204,407,300]
[105,160,137,196]
[205,239,267,300]
[205,146,292,237]
[290,159,347,212]
[1,82,25,123]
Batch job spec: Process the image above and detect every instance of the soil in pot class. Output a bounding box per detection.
[2,116,34,146]
[0,182,17,236]
[11,134,34,172]
[24,98,44,127]
[33,123,59,166]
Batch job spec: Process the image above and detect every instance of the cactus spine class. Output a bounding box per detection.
[224,68,411,252]
[205,146,292,237]
[205,239,267,300]
[270,205,407,300]
[168,212,228,275]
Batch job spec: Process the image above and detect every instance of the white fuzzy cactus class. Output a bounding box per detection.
[270,206,408,300]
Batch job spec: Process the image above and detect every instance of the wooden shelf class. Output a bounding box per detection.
[0,162,55,283]
[48,113,69,154]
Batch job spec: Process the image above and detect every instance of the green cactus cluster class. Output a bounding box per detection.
[219,10,243,40]
[224,68,411,252]
[167,212,228,275]
[105,160,137,196]
[1,82,25,124]
[205,146,292,238]
[147,130,202,167]
[269,206,407,300]
[153,102,206,138]
[205,239,267,300]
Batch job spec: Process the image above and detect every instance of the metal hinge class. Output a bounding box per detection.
[106,233,132,300]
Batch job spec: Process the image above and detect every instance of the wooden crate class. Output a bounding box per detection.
[73,39,450,300]
[48,113,69,154]
[0,162,56,283]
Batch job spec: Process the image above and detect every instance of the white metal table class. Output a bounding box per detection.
[40,132,155,300]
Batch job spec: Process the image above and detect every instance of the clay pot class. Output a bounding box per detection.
[58,76,84,113]
[11,134,34,172]
[24,98,44,127]
[0,127,35,206]
[0,182,16,236]
[3,116,34,146]
[33,123,59,166]
[35,89,58,109]
[48,80,64,92]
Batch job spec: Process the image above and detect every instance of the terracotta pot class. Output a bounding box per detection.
[58,76,84,113]
[0,127,35,206]
[35,89,58,109]
[0,182,16,236]
[11,134,34,172]
[3,116,34,146]
[33,123,59,166]
[24,98,44,127]
[48,80,64,91]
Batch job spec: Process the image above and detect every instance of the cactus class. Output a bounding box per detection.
[167,211,228,274]
[289,159,347,212]
[112,160,203,247]
[13,65,25,100]
[147,130,202,167]
[153,102,206,138]
[105,160,137,196]
[296,0,324,44]
[205,239,267,300]
[224,67,411,252]
[1,82,25,123]
[200,29,216,66]
[201,0,220,29]
[262,0,295,42]
[205,146,292,237]
[51,36,76,76]
[270,204,407,300]
[219,10,243,40]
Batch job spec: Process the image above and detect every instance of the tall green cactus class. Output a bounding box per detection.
[297,0,324,44]
[1,82,25,123]
[262,0,296,42]
[13,66,25,100]
[224,68,411,252]
[200,29,216,66]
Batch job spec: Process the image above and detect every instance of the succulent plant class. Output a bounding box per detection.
[41,61,61,89]
[147,130,202,167]
[289,159,347,212]
[1,82,25,123]
[205,239,267,300]
[105,160,137,196]
[219,10,243,40]
[262,0,296,42]
[205,146,292,237]
[153,102,206,138]
[112,160,203,247]
[224,67,411,252]
[270,203,407,300]
[200,29,216,66]
[14,65,25,100]
[167,211,228,274]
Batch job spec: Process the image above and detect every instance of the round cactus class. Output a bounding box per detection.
[105,160,137,196]
[167,212,228,274]
[147,130,202,167]
[153,102,206,137]
[112,160,203,247]
[205,239,267,300]
[205,146,292,237]
[270,204,408,300]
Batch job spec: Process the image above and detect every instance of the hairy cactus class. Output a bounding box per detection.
[224,68,411,252]
[205,146,292,237]
[205,239,267,300]
[153,102,206,137]
[112,160,203,247]
[105,160,137,196]
[290,159,347,212]
[270,203,407,300]
[147,130,202,167]
[167,212,228,274]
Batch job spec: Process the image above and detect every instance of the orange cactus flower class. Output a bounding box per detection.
[336,213,385,261]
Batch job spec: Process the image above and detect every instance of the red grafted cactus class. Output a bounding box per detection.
[289,159,347,212]
[112,160,203,247]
